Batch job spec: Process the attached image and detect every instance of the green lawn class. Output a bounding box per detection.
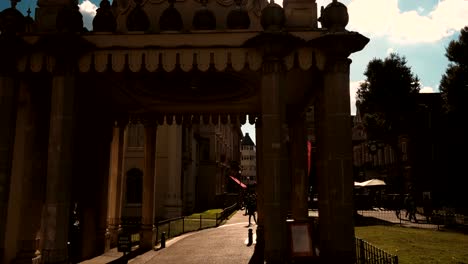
[187,208,223,219]
[355,226,468,264]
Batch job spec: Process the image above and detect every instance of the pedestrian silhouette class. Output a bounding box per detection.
[247,194,257,226]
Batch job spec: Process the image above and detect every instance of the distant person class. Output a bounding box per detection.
[247,195,257,226]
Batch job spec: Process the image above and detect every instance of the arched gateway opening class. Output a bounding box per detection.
[0,0,369,263]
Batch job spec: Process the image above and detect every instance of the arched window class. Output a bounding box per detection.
[126,168,143,204]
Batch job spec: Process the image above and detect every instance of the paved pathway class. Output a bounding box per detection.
[129,210,257,264]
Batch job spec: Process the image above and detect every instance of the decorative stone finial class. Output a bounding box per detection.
[226,0,250,29]
[25,8,36,33]
[318,0,348,32]
[0,0,26,35]
[126,0,150,31]
[192,0,216,30]
[56,4,84,32]
[159,0,183,31]
[260,1,285,31]
[93,0,117,32]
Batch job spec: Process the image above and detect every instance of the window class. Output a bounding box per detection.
[126,168,143,204]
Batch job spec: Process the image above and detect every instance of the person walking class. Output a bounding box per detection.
[247,194,257,226]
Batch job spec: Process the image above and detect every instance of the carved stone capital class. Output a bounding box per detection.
[324,57,351,74]
[261,57,284,74]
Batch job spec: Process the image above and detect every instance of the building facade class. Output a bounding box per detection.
[0,0,369,262]
[240,132,256,184]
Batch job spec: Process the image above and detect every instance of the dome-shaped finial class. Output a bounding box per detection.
[25,8,37,33]
[93,0,117,32]
[226,0,250,29]
[192,0,216,30]
[159,0,183,31]
[0,0,26,35]
[126,0,150,31]
[56,4,84,32]
[318,0,348,32]
[260,0,285,31]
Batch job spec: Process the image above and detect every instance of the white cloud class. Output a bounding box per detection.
[386,48,394,54]
[347,0,468,44]
[420,86,435,93]
[350,80,364,115]
[79,0,98,31]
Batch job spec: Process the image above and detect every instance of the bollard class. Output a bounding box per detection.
[247,228,253,246]
[161,232,166,249]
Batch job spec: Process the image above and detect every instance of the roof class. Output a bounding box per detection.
[241,133,255,146]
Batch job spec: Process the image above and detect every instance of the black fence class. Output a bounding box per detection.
[356,208,468,230]
[355,237,398,264]
[154,203,238,246]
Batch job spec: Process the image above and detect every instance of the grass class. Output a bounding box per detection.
[355,225,468,264]
[187,208,223,219]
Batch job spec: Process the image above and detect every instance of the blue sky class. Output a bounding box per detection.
[3,0,467,143]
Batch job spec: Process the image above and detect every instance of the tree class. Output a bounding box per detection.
[439,27,468,208]
[440,26,468,115]
[357,53,421,143]
[356,53,421,192]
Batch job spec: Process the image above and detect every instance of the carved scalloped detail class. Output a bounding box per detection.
[247,50,261,71]
[180,50,193,72]
[78,54,92,72]
[315,50,326,71]
[298,47,312,70]
[214,49,227,72]
[129,50,143,72]
[145,50,160,72]
[162,49,177,72]
[94,51,109,73]
[16,55,27,72]
[112,50,126,72]
[197,50,211,72]
[231,49,245,71]
[284,52,294,71]
[30,53,44,73]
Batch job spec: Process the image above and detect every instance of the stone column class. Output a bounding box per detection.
[0,75,16,262]
[316,57,355,263]
[165,125,183,218]
[42,72,76,264]
[289,113,309,220]
[141,121,157,250]
[4,81,43,264]
[105,120,127,250]
[260,57,289,263]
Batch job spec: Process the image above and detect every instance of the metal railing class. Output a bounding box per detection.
[154,203,238,246]
[355,237,398,264]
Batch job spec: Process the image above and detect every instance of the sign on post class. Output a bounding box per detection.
[117,234,132,253]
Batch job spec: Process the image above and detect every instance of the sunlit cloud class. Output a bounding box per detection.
[350,80,364,115]
[420,86,435,93]
[347,0,468,44]
[79,0,98,31]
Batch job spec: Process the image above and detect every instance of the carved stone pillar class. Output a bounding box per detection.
[0,75,16,262]
[4,81,44,264]
[289,112,308,220]
[141,120,157,250]
[316,57,355,263]
[260,57,289,263]
[105,120,127,251]
[42,72,76,264]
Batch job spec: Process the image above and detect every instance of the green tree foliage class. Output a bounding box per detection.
[440,26,468,114]
[356,53,421,142]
